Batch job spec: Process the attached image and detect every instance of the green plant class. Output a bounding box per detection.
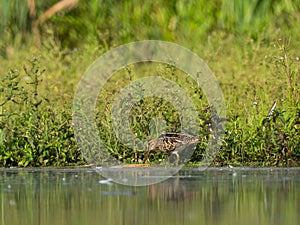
[0,56,84,167]
[0,1,299,167]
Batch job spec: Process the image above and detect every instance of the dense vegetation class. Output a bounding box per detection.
[0,0,299,167]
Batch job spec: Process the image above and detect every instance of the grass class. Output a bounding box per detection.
[0,1,299,167]
[0,57,84,166]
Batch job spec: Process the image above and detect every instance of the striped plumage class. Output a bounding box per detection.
[145,132,200,161]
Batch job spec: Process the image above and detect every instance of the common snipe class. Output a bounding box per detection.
[145,132,200,162]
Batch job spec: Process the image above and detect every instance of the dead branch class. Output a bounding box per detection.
[37,0,79,25]
[30,0,79,45]
[27,0,36,19]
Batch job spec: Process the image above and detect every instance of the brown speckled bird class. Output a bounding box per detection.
[145,132,200,162]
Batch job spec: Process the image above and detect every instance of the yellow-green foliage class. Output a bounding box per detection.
[0,1,299,166]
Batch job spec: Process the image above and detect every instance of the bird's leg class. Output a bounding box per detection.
[171,151,180,165]
[144,150,151,163]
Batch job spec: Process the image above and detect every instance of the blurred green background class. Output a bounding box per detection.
[1,0,300,49]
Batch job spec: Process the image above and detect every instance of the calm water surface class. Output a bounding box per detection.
[1,168,299,225]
